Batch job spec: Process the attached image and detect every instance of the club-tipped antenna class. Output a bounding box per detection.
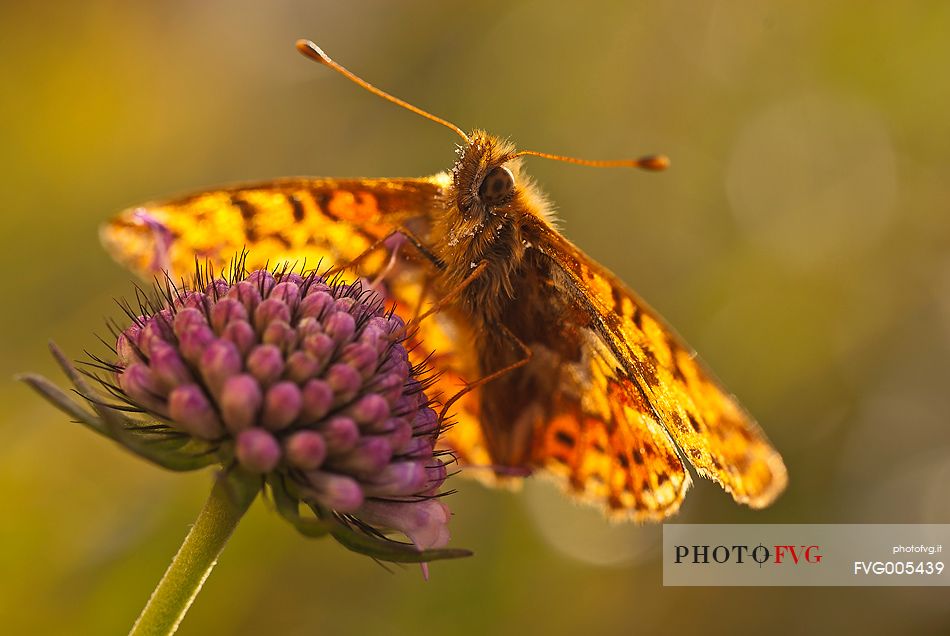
[296,39,470,143]
[509,149,670,171]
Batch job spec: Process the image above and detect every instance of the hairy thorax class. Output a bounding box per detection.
[433,204,528,325]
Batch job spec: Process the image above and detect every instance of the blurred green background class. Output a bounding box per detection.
[3,2,949,634]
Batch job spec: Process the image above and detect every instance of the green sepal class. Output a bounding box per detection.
[219,467,263,511]
[48,341,129,439]
[17,372,107,435]
[21,342,220,472]
[119,423,221,472]
[267,475,331,538]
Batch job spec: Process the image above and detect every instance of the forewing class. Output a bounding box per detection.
[535,225,787,509]
[101,176,447,280]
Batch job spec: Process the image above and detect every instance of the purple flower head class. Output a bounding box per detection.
[23,258,469,567]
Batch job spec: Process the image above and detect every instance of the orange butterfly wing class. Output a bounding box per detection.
[533,223,787,509]
[101,177,445,279]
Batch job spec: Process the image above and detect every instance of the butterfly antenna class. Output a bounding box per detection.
[510,149,670,171]
[296,39,470,143]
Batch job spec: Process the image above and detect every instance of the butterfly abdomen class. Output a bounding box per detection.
[472,250,589,468]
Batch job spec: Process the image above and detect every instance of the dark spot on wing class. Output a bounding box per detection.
[672,360,688,383]
[631,306,643,329]
[555,430,576,448]
[288,193,305,222]
[688,413,703,433]
[550,453,569,466]
[231,195,259,241]
[315,191,341,222]
[611,285,625,314]
[632,357,660,388]
[669,411,689,434]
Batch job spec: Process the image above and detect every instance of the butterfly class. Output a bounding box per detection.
[100,40,787,520]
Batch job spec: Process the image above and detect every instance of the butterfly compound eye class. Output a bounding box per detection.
[478,166,515,204]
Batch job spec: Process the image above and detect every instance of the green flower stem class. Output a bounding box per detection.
[129,472,259,636]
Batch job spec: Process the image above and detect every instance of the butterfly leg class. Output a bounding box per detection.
[411,261,489,326]
[323,227,444,278]
[389,261,487,346]
[370,237,403,286]
[410,274,434,322]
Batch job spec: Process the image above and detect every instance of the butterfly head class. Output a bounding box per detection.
[451,131,530,220]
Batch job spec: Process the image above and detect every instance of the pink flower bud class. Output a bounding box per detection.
[246,344,285,386]
[235,428,281,473]
[199,339,243,396]
[168,384,223,439]
[284,430,327,470]
[305,471,364,512]
[262,381,303,430]
[219,374,262,433]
